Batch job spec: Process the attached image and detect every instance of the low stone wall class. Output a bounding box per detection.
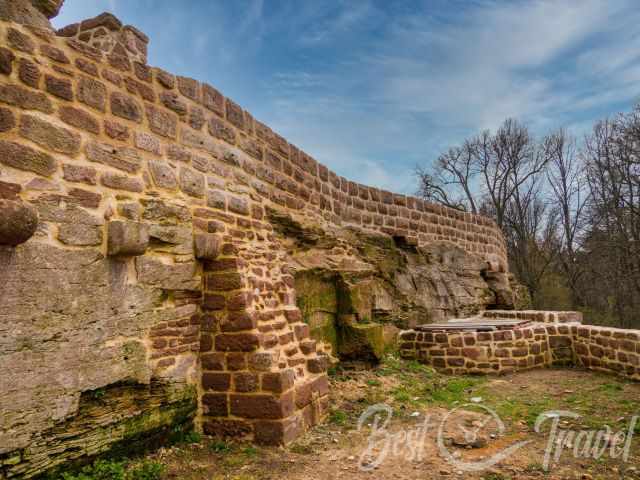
[399,312,640,381]
[481,310,583,323]
[573,325,640,378]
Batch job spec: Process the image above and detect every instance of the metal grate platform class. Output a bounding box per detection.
[414,318,533,332]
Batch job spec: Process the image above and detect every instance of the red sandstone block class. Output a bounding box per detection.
[254,416,303,446]
[262,370,295,393]
[206,272,243,291]
[203,419,252,438]
[294,324,310,341]
[202,393,228,417]
[262,334,278,349]
[307,356,329,373]
[201,352,225,370]
[202,372,231,391]
[203,293,225,311]
[215,333,260,352]
[234,372,259,393]
[199,334,213,353]
[284,309,302,323]
[230,391,295,420]
[221,311,257,332]
[299,340,317,355]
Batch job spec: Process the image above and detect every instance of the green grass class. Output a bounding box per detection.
[169,425,201,445]
[428,377,484,405]
[59,459,164,480]
[209,440,233,454]
[329,409,348,425]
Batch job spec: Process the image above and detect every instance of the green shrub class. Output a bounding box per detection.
[127,460,164,480]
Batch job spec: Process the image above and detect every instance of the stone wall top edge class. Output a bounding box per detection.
[49,15,503,234]
[0,17,508,267]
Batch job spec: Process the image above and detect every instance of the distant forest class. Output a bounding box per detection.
[417,104,640,329]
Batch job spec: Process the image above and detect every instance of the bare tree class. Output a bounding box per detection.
[416,141,478,213]
[582,110,640,327]
[546,129,589,305]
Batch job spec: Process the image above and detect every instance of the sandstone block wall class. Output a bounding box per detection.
[399,312,640,381]
[0,5,510,478]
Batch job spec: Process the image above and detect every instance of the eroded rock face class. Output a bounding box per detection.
[0,241,198,477]
[269,209,513,362]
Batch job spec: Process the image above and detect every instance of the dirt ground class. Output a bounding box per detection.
[143,357,640,480]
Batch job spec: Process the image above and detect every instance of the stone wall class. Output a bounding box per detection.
[0,4,510,478]
[399,312,640,381]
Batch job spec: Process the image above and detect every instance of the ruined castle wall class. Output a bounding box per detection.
[399,313,640,381]
[0,8,508,478]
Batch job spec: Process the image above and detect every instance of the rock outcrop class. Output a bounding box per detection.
[269,210,513,364]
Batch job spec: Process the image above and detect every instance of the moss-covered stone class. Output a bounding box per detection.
[337,321,385,363]
[13,380,198,479]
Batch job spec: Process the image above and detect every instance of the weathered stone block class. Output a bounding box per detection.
[234,372,259,392]
[0,83,52,113]
[107,220,149,256]
[45,74,73,100]
[78,76,107,112]
[148,160,177,190]
[7,28,35,53]
[194,233,220,260]
[146,103,177,139]
[179,167,205,198]
[254,416,303,445]
[202,393,228,417]
[19,115,81,155]
[135,256,199,290]
[0,107,15,132]
[0,140,57,176]
[202,372,231,392]
[215,333,260,352]
[59,105,100,134]
[111,91,142,122]
[0,47,15,75]
[230,391,294,420]
[0,199,38,245]
[160,91,187,115]
[58,223,103,246]
[262,370,295,393]
[134,131,161,155]
[86,141,142,173]
[221,311,256,332]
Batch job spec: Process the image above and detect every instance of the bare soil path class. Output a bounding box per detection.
[144,358,640,480]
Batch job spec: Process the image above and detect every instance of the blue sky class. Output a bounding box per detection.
[54,1,640,194]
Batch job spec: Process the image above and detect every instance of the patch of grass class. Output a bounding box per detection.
[289,443,314,455]
[329,409,348,425]
[209,440,233,454]
[392,387,411,403]
[599,382,624,394]
[127,461,165,480]
[241,446,259,458]
[169,425,201,445]
[482,474,511,480]
[366,379,381,387]
[523,462,547,474]
[59,459,164,480]
[428,377,485,406]
[490,395,556,429]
